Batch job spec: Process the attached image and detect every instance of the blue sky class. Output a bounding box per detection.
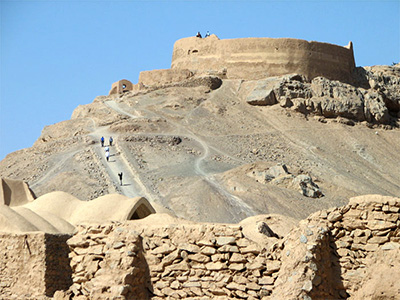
[1,0,399,160]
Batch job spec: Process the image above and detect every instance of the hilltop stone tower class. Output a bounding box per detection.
[110,35,356,94]
[171,35,355,82]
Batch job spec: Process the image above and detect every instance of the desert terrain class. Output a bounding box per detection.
[0,33,400,299]
[1,65,399,224]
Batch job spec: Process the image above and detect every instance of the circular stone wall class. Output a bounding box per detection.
[171,35,355,83]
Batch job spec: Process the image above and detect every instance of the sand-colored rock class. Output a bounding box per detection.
[2,57,399,224]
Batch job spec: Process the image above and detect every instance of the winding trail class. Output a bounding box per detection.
[101,99,256,216]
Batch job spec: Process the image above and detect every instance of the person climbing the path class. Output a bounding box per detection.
[106,151,110,162]
[118,172,123,186]
[109,136,113,146]
[100,136,105,147]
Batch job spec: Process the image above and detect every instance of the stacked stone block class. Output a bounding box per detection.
[2,195,399,299]
[65,222,282,300]
[323,196,400,297]
[140,224,281,299]
[66,224,148,300]
[271,195,400,300]
[0,233,72,300]
[44,234,73,296]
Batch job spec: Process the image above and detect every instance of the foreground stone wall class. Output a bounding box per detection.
[0,233,71,299]
[271,194,400,299]
[141,224,281,299]
[171,35,355,83]
[66,222,282,299]
[1,195,399,299]
[66,224,148,299]
[61,196,400,300]
[0,233,46,299]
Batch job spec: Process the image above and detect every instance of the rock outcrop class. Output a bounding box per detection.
[242,64,400,126]
[246,164,323,198]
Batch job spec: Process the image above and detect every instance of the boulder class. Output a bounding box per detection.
[247,164,290,183]
[247,88,277,106]
[291,174,323,198]
[363,91,391,124]
[257,222,279,238]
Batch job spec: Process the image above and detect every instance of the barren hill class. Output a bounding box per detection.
[1,63,399,223]
[2,36,400,300]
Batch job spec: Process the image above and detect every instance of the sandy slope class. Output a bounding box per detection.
[1,75,399,223]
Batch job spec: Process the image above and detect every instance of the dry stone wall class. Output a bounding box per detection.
[271,194,400,299]
[0,233,71,300]
[65,222,283,300]
[66,224,148,300]
[140,224,281,299]
[1,195,399,299]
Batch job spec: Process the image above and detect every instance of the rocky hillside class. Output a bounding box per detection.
[1,64,399,223]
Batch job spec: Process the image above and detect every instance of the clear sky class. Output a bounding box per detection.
[1,0,399,160]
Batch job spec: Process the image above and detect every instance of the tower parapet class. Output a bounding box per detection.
[171,35,355,83]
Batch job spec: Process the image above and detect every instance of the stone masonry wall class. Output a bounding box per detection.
[66,224,149,300]
[66,222,282,300]
[270,194,400,300]
[0,233,72,300]
[141,223,281,299]
[44,234,73,296]
[2,195,399,299]
[0,233,46,299]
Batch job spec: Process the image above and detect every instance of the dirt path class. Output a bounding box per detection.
[88,115,146,198]
[103,99,256,216]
